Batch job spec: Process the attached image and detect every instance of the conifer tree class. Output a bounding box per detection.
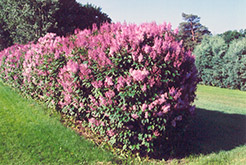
[178,13,211,51]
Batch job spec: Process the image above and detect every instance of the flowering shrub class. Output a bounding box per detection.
[0,22,198,154]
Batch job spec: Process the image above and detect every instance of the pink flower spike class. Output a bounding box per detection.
[105,90,115,99]
[162,104,170,113]
[138,53,143,63]
[145,112,148,119]
[141,103,148,112]
[130,68,149,82]
[105,76,113,86]
[131,113,139,119]
[141,84,147,92]
[154,130,160,137]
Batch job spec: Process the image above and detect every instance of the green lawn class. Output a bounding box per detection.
[0,82,245,164]
[169,85,246,164]
[0,81,120,164]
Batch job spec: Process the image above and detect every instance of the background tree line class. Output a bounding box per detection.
[178,13,246,91]
[0,0,111,51]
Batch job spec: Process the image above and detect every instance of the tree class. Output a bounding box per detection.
[178,13,211,51]
[219,30,245,44]
[0,0,59,45]
[0,0,111,51]
[0,19,13,50]
[194,35,246,91]
[49,1,111,36]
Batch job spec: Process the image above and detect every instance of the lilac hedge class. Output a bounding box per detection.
[0,22,198,153]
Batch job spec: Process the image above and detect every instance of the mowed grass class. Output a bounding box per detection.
[0,81,119,164]
[195,85,246,115]
[175,85,246,164]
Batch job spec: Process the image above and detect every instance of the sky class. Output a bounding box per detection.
[76,0,246,34]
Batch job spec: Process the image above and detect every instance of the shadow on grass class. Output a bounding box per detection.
[152,108,246,160]
[174,108,246,158]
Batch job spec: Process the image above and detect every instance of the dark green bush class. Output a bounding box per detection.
[194,35,246,90]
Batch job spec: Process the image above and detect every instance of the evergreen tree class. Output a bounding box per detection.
[194,35,246,91]
[178,13,211,51]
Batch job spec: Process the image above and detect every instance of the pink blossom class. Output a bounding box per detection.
[173,90,182,100]
[153,130,160,137]
[174,27,179,35]
[164,52,170,62]
[141,103,148,112]
[148,103,154,110]
[141,83,147,92]
[169,87,176,95]
[122,105,127,111]
[157,111,163,116]
[99,96,107,106]
[143,45,152,54]
[105,76,113,86]
[67,60,79,73]
[131,113,139,119]
[79,63,91,78]
[91,80,103,89]
[148,77,155,87]
[161,104,170,113]
[129,68,149,81]
[79,102,84,108]
[64,93,71,103]
[116,76,125,91]
[145,112,149,119]
[88,118,96,126]
[105,90,115,99]
[89,95,97,104]
[107,129,115,137]
[138,53,144,63]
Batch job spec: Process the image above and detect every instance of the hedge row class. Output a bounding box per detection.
[194,36,246,91]
[0,22,198,154]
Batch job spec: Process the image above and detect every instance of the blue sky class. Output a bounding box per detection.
[76,0,246,34]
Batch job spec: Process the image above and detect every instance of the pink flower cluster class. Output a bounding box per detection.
[129,68,149,82]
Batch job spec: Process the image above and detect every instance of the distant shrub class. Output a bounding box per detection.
[223,38,246,90]
[0,22,198,155]
[194,36,246,91]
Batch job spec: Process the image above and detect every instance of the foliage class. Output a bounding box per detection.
[49,1,111,36]
[0,0,59,45]
[0,20,12,51]
[194,35,246,91]
[178,13,211,51]
[219,30,246,44]
[0,22,198,155]
[0,0,111,51]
